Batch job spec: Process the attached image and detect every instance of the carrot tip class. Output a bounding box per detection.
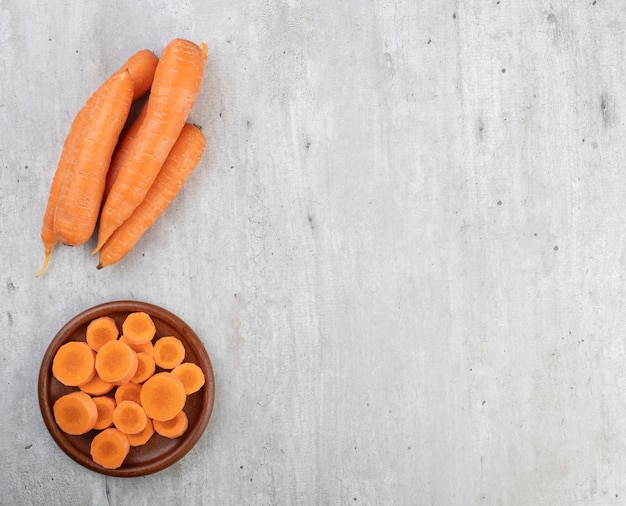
[36,251,52,278]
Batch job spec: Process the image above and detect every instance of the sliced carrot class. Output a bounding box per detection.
[171,362,205,395]
[52,341,96,387]
[53,69,134,247]
[153,410,188,439]
[95,39,208,251]
[114,382,142,406]
[85,316,119,351]
[140,372,186,421]
[153,336,185,370]
[97,123,206,268]
[53,391,98,435]
[79,373,115,396]
[131,352,156,384]
[37,49,157,276]
[112,400,148,435]
[121,312,156,345]
[95,340,138,384]
[90,428,130,469]
[125,418,154,447]
[92,395,116,430]
[119,335,154,356]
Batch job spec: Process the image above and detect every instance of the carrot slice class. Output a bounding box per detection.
[112,400,148,435]
[92,395,116,430]
[52,341,96,387]
[131,352,156,384]
[114,382,142,406]
[53,391,98,435]
[90,428,130,469]
[95,39,208,251]
[153,336,185,369]
[119,335,154,356]
[153,410,188,439]
[79,373,115,396]
[95,340,138,384]
[121,312,156,345]
[85,316,119,351]
[125,418,154,447]
[140,372,186,421]
[97,123,206,268]
[171,362,205,395]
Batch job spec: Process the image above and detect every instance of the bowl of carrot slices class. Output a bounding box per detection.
[38,300,215,477]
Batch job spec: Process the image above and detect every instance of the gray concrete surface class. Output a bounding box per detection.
[2,1,626,504]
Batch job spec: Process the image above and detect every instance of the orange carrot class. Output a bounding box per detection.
[140,372,186,421]
[53,391,98,435]
[52,341,96,387]
[37,49,158,276]
[95,340,138,384]
[52,70,134,247]
[92,395,116,430]
[131,352,156,384]
[119,335,154,356]
[125,418,154,447]
[171,362,205,395]
[97,123,206,268]
[114,382,142,406]
[85,316,119,351]
[112,400,148,435]
[121,312,156,345]
[79,373,116,396]
[90,428,130,469]
[153,336,186,369]
[103,105,147,202]
[95,39,208,251]
[153,410,188,439]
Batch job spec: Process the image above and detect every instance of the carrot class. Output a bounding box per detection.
[121,312,156,345]
[125,418,154,447]
[97,123,206,268]
[112,400,148,435]
[103,105,147,202]
[153,410,188,439]
[171,362,205,395]
[140,372,186,421]
[52,69,133,247]
[95,39,208,251]
[153,336,186,370]
[131,352,156,384]
[52,341,96,387]
[37,49,158,276]
[90,428,130,469]
[53,391,98,435]
[114,382,142,406]
[79,373,116,396]
[85,316,119,351]
[95,340,138,384]
[119,335,154,356]
[92,395,116,430]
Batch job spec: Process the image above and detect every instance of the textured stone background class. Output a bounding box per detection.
[2,1,626,504]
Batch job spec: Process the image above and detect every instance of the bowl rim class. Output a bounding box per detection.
[38,300,215,477]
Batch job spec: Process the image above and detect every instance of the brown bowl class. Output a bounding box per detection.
[38,300,215,477]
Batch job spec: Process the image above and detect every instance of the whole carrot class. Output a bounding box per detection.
[95,39,208,252]
[37,49,158,276]
[52,70,134,246]
[98,123,206,268]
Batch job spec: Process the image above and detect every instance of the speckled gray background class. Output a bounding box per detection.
[2,1,626,504]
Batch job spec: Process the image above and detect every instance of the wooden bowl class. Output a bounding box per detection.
[38,300,215,477]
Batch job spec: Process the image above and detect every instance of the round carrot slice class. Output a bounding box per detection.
[53,391,98,435]
[140,372,186,421]
[86,316,119,351]
[171,362,205,395]
[52,341,96,387]
[153,410,188,439]
[122,312,156,345]
[153,335,185,369]
[95,340,138,384]
[90,428,130,469]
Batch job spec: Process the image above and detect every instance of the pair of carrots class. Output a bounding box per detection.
[38,38,208,276]
[52,311,205,470]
